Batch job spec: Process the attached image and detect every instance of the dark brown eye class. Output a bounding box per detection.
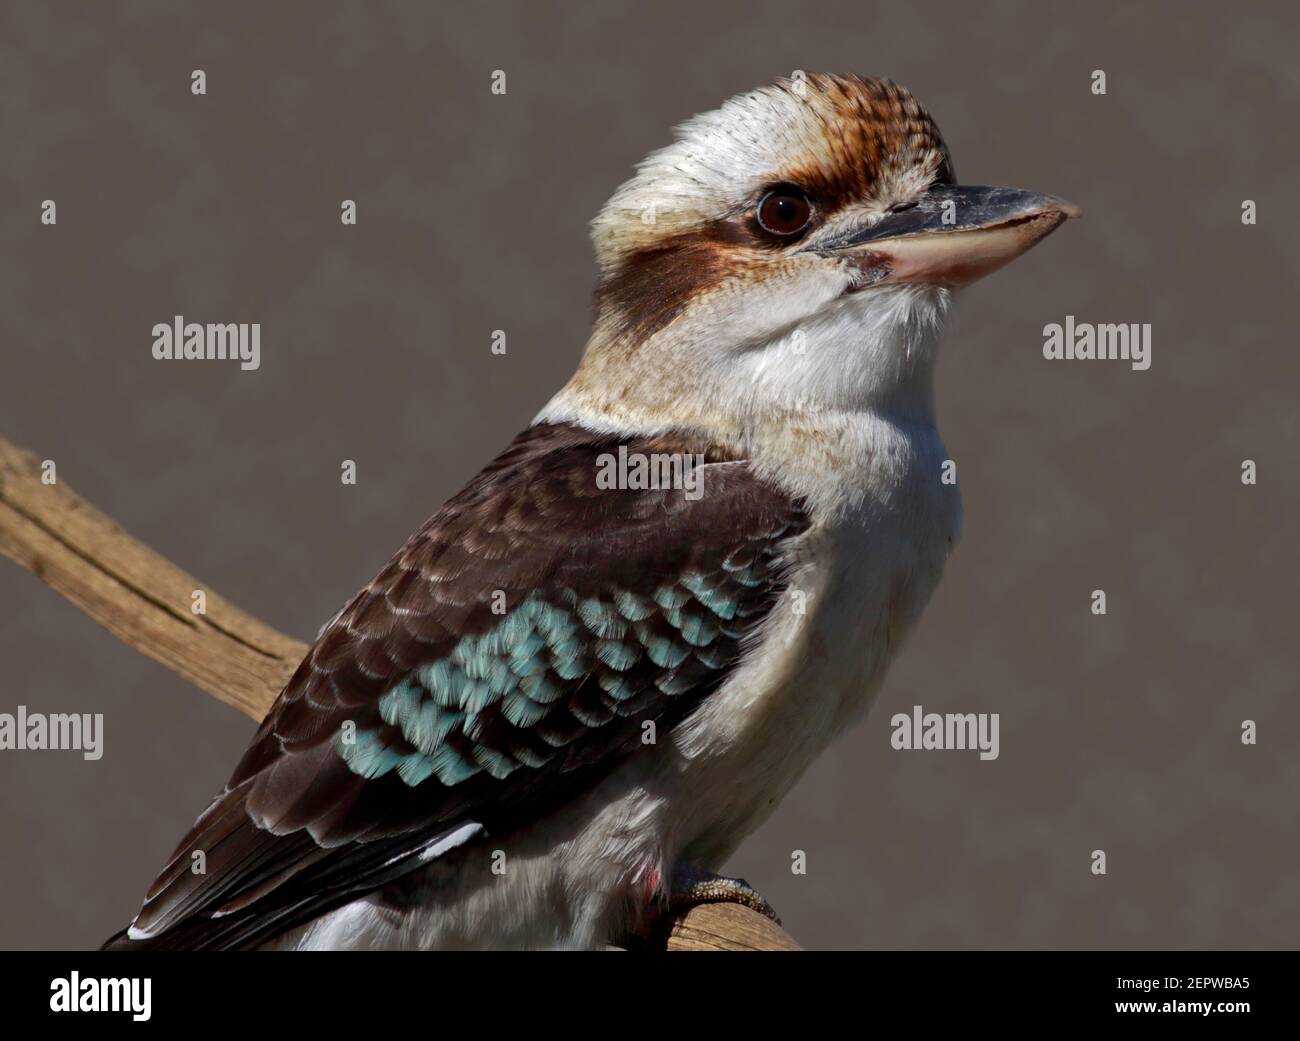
[756,188,812,238]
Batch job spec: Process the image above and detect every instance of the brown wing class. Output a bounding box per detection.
[105,422,808,949]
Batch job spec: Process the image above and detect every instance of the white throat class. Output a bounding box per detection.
[537,284,953,514]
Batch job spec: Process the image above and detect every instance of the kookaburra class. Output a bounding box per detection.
[106,74,1075,950]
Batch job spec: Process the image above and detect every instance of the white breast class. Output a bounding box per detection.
[663,410,962,867]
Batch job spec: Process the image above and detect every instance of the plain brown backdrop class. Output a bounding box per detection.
[0,0,1296,949]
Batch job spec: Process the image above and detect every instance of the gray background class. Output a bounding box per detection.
[1,0,1296,949]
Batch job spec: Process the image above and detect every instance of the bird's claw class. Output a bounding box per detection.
[668,863,782,925]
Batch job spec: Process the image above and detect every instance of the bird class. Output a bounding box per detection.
[104,73,1076,950]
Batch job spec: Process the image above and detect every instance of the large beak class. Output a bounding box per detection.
[809,184,1079,289]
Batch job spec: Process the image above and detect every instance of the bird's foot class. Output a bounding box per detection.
[668,863,781,925]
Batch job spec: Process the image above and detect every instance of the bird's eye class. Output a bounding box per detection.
[756,188,813,238]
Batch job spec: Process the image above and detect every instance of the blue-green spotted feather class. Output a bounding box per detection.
[341,573,766,787]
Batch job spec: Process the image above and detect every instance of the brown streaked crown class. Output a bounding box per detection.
[763,74,953,214]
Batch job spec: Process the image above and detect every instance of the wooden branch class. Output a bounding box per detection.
[0,434,800,951]
[0,437,306,719]
[650,901,801,951]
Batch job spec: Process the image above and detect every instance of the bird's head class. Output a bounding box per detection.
[547,74,1077,439]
